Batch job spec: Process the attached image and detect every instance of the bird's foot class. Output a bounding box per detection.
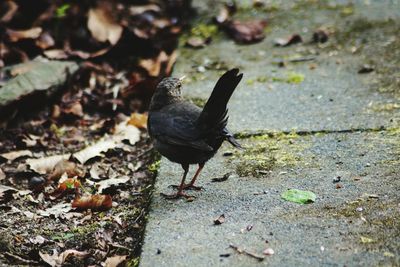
[168,183,203,191]
[160,191,195,201]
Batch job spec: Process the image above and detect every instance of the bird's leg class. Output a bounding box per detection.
[184,163,205,190]
[169,163,205,191]
[161,164,194,199]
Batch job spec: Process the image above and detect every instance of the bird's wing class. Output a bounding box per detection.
[149,103,213,152]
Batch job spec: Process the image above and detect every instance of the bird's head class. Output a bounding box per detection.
[149,77,184,111]
[156,77,183,98]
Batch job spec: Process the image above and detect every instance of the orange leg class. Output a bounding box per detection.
[169,163,205,191]
[161,164,195,199]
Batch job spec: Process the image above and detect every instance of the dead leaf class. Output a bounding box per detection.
[139,51,169,77]
[74,119,140,164]
[30,235,47,245]
[51,178,82,198]
[1,1,18,23]
[0,185,18,202]
[21,134,40,147]
[48,160,83,181]
[0,150,33,161]
[0,168,5,181]
[72,194,112,211]
[225,19,267,44]
[128,113,148,129]
[97,176,130,193]
[62,101,84,117]
[312,29,329,43]
[37,202,72,217]
[6,27,43,42]
[89,163,102,180]
[274,34,303,47]
[39,249,89,267]
[35,31,55,49]
[186,37,208,48]
[129,4,160,15]
[214,214,225,225]
[43,49,69,59]
[263,248,274,255]
[104,255,128,267]
[27,154,71,174]
[358,64,375,74]
[88,3,123,45]
[215,2,237,24]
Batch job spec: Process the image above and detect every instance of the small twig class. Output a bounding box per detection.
[110,242,133,251]
[229,244,265,261]
[289,56,316,62]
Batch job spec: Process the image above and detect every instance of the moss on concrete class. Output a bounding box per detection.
[229,131,312,177]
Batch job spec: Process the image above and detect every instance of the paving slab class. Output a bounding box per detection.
[141,131,399,266]
[173,0,400,132]
[140,1,400,266]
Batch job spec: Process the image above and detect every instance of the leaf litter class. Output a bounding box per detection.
[0,0,188,265]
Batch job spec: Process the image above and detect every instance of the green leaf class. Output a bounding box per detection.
[281,189,316,204]
[56,4,70,18]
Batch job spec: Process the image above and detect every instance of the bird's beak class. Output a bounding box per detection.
[178,75,186,82]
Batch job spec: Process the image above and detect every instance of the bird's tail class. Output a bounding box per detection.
[196,68,243,132]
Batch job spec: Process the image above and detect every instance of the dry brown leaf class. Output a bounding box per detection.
[51,178,82,198]
[128,113,148,129]
[6,27,42,42]
[43,49,69,59]
[0,168,5,181]
[0,185,18,201]
[48,159,82,181]
[129,4,160,15]
[97,176,130,193]
[27,154,70,174]
[21,134,40,147]
[105,255,128,267]
[62,101,84,117]
[312,29,329,43]
[1,1,18,23]
[139,51,168,77]
[74,119,140,164]
[186,37,208,48]
[225,19,267,44]
[72,194,112,211]
[35,32,55,49]
[274,34,303,47]
[263,248,274,255]
[214,214,225,225]
[0,150,33,161]
[39,249,89,267]
[88,4,123,45]
[37,202,72,217]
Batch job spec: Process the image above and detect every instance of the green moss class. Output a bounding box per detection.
[148,159,161,174]
[230,131,310,177]
[190,24,218,39]
[246,72,305,86]
[180,23,218,46]
[286,72,305,84]
[246,79,255,86]
[126,257,140,267]
[369,103,400,112]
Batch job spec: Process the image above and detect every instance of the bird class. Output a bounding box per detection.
[147,68,243,199]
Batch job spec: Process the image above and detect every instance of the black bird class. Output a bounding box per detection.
[148,68,243,199]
